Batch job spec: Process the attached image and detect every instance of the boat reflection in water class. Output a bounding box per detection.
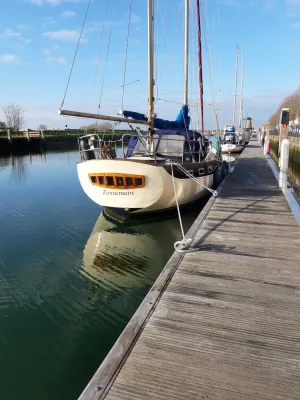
[80,211,193,292]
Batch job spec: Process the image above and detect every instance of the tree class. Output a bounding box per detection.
[268,87,300,127]
[0,121,6,129]
[2,103,25,131]
[38,124,48,130]
[80,122,113,131]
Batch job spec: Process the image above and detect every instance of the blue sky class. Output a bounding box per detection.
[0,0,299,129]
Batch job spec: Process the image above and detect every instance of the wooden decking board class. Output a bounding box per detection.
[84,142,300,400]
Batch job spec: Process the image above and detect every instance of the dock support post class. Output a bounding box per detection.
[26,129,30,141]
[279,139,289,192]
[7,128,11,143]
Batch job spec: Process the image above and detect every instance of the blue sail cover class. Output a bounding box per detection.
[123,105,191,130]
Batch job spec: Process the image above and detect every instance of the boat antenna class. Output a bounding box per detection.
[183,0,189,107]
[232,44,239,126]
[196,0,204,135]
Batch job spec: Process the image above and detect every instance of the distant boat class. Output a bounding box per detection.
[221,48,245,154]
[221,126,245,154]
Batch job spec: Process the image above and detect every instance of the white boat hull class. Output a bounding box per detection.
[221,143,244,154]
[77,159,215,214]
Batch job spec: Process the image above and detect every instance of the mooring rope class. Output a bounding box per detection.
[170,161,218,253]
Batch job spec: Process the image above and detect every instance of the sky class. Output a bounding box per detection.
[0,0,300,130]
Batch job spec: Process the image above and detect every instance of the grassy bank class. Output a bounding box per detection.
[269,136,300,197]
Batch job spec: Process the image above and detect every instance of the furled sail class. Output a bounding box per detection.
[122,105,191,130]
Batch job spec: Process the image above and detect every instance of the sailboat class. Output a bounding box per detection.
[59,0,227,219]
[221,47,245,154]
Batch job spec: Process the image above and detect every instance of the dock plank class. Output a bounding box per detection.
[81,142,300,400]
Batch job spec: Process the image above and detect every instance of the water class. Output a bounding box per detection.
[0,151,201,400]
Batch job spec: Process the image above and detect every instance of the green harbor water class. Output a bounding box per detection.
[0,150,207,400]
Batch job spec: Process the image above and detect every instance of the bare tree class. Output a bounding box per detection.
[268,87,300,127]
[38,124,48,130]
[0,121,6,129]
[80,122,113,131]
[2,103,25,131]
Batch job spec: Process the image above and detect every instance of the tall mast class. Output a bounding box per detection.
[239,52,244,134]
[184,0,189,106]
[232,45,239,126]
[147,0,154,130]
[196,0,204,135]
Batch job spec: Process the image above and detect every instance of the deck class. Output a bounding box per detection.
[80,141,300,400]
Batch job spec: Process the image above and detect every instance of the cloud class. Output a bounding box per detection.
[60,10,77,17]
[263,0,276,8]
[27,0,79,5]
[17,24,33,30]
[43,29,83,41]
[131,13,141,24]
[291,22,300,28]
[0,28,32,45]
[0,54,20,63]
[0,28,21,38]
[42,48,52,55]
[285,0,300,4]
[218,0,240,5]
[27,0,43,4]
[45,56,67,64]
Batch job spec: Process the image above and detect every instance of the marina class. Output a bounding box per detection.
[1,0,300,399]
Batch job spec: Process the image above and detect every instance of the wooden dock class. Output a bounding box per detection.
[79,141,300,400]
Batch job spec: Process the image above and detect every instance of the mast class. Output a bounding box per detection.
[239,52,244,134]
[232,45,239,127]
[184,0,189,106]
[196,0,204,135]
[147,0,154,131]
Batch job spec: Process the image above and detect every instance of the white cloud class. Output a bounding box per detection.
[131,13,141,24]
[219,0,240,5]
[0,54,20,63]
[27,0,43,4]
[42,48,51,55]
[45,56,67,64]
[27,0,79,5]
[43,29,82,41]
[263,0,276,8]
[0,28,21,38]
[17,24,33,30]
[285,0,300,4]
[0,28,32,45]
[60,10,77,17]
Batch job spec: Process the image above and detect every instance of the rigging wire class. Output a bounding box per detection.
[196,0,204,134]
[92,0,109,95]
[60,0,91,110]
[201,0,219,130]
[121,79,140,88]
[121,0,133,110]
[157,0,173,67]
[171,0,184,102]
[97,0,116,114]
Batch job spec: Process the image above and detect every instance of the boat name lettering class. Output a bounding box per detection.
[102,190,135,195]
